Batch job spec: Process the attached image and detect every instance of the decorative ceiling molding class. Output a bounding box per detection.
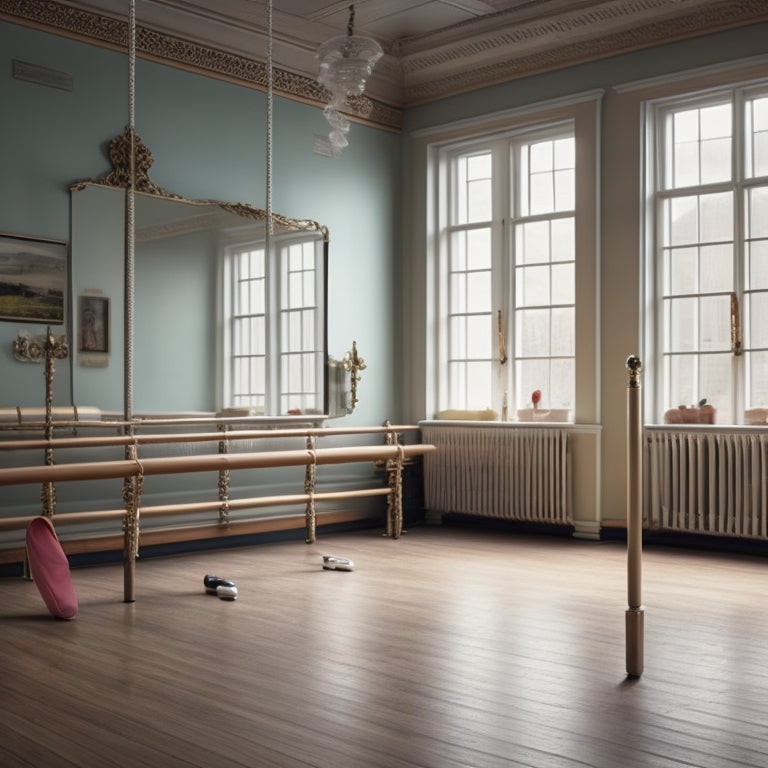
[398,0,768,105]
[0,0,402,131]
[2,0,768,127]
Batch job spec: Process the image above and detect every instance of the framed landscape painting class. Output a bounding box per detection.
[0,232,67,324]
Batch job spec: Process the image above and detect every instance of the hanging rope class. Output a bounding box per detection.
[265,0,274,242]
[304,435,317,544]
[125,0,136,427]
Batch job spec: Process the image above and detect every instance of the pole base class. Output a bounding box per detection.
[625,607,644,677]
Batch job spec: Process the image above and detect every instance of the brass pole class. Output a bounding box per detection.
[625,355,644,677]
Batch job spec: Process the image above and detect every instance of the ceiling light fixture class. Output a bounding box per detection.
[316,4,382,157]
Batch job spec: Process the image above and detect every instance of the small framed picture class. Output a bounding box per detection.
[0,232,67,324]
[79,295,109,353]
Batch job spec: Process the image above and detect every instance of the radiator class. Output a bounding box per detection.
[421,425,570,524]
[645,430,768,538]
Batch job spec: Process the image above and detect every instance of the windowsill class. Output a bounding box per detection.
[646,423,768,432]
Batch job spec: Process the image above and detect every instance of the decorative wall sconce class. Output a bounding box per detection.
[316,4,382,157]
[343,340,366,412]
[13,329,68,363]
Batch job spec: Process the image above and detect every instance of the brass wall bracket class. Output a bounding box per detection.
[13,331,68,363]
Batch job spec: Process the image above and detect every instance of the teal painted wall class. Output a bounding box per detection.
[0,20,400,426]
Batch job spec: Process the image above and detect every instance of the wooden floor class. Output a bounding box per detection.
[2,524,768,767]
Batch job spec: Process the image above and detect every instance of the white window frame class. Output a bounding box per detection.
[643,78,768,424]
[437,123,576,416]
[218,227,326,416]
[422,93,601,424]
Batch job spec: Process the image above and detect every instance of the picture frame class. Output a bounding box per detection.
[79,295,109,353]
[0,232,67,324]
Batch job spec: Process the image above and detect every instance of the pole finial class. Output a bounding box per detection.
[626,355,642,387]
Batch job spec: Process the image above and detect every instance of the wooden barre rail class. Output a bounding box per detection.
[0,444,433,485]
[0,424,421,452]
[1,439,435,602]
[0,487,393,533]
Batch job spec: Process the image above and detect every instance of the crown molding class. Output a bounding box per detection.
[397,0,768,106]
[0,0,403,131]
[3,0,768,126]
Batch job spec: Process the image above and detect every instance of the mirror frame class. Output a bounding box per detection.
[71,127,333,421]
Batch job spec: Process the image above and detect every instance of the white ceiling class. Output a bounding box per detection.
[9,0,768,109]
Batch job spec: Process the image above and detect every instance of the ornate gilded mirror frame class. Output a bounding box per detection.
[71,127,329,241]
[70,126,332,419]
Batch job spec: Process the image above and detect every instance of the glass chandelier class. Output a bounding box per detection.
[317,5,382,156]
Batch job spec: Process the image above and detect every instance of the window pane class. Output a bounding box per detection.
[551,307,575,356]
[698,295,729,351]
[551,263,574,305]
[666,247,698,294]
[516,307,549,356]
[700,137,731,184]
[466,271,492,312]
[748,187,768,239]
[666,196,698,246]
[554,168,575,211]
[666,354,693,409]
[747,351,768,407]
[698,353,732,414]
[516,358,549,410]
[699,244,734,294]
[748,96,768,178]
[551,218,574,261]
[516,264,549,307]
[530,172,554,214]
[748,292,768,348]
[448,360,492,409]
[449,315,467,358]
[456,153,492,224]
[516,221,549,264]
[530,141,552,172]
[466,314,492,357]
[666,296,696,352]
[700,192,733,243]
[748,240,768,289]
[451,229,491,270]
[550,358,574,410]
[450,273,467,314]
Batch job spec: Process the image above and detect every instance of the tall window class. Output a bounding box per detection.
[221,231,325,415]
[646,83,768,423]
[439,123,575,417]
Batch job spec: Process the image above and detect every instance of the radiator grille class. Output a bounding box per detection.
[422,425,570,524]
[645,430,768,538]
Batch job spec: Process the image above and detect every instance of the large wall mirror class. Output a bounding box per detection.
[70,129,340,420]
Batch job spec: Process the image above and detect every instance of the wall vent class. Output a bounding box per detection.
[12,60,73,91]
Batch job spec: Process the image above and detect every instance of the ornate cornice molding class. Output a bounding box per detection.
[0,0,402,131]
[3,0,767,118]
[400,0,768,105]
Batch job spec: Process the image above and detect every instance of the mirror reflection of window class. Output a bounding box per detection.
[221,230,325,416]
[71,182,330,419]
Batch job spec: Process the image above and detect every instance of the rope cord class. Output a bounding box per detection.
[265,0,273,240]
[124,0,136,428]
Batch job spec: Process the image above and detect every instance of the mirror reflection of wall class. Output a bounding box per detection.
[70,181,332,418]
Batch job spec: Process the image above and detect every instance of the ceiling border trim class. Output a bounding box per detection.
[0,0,403,132]
[401,1,768,106]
